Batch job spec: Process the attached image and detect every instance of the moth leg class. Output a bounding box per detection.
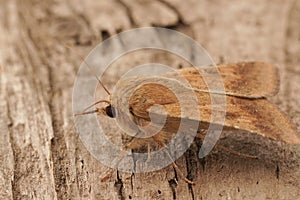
[152,136,195,185]
[196,132,257,159]
[100,169,114,182]
[100,149,127,182]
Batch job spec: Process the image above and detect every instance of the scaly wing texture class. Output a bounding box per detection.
[127,77,300,144]
[152,94,300,144]
[163,61,279,98]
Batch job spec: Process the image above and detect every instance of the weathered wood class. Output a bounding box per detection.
[0,0,299,199]
[0,57,14,200]
[0,1,57,199]
[121,0,178,27]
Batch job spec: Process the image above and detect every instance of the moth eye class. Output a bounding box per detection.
[105,105,116,118]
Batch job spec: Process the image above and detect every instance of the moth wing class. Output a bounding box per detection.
[163,62,279,98]
[149,93,300,144]
[124,77,300,144]
[115,73,299,144]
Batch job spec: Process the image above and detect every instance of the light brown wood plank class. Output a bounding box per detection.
[0,0,299,199]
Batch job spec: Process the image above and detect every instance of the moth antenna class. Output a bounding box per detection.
[64,44,111,95]
[75,109,98,117]
[81,100,110,113]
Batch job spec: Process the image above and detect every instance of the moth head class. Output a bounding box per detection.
[105,104,116,118]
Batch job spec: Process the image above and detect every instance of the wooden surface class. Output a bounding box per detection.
[1,0,300,199]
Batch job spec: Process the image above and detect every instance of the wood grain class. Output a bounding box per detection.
[0,0,299,199]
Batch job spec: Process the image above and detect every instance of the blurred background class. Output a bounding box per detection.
[0,0,299,199]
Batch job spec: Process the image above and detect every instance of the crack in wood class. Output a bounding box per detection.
[46,55,75,198]
[115,171,125,200]
[185,148,197,200]
[130,173,134,192]
[168,177,178,200]
[6,98,16,200]
[276,164,280,180]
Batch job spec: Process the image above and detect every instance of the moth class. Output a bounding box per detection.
[76,61,300,184]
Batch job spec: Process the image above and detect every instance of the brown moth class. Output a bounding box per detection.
[76,61,300,184]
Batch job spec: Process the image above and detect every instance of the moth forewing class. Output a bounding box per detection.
[147,93,300,144]
[163,61,279,98]
[112,62,300,146]
[146,62,300,144]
